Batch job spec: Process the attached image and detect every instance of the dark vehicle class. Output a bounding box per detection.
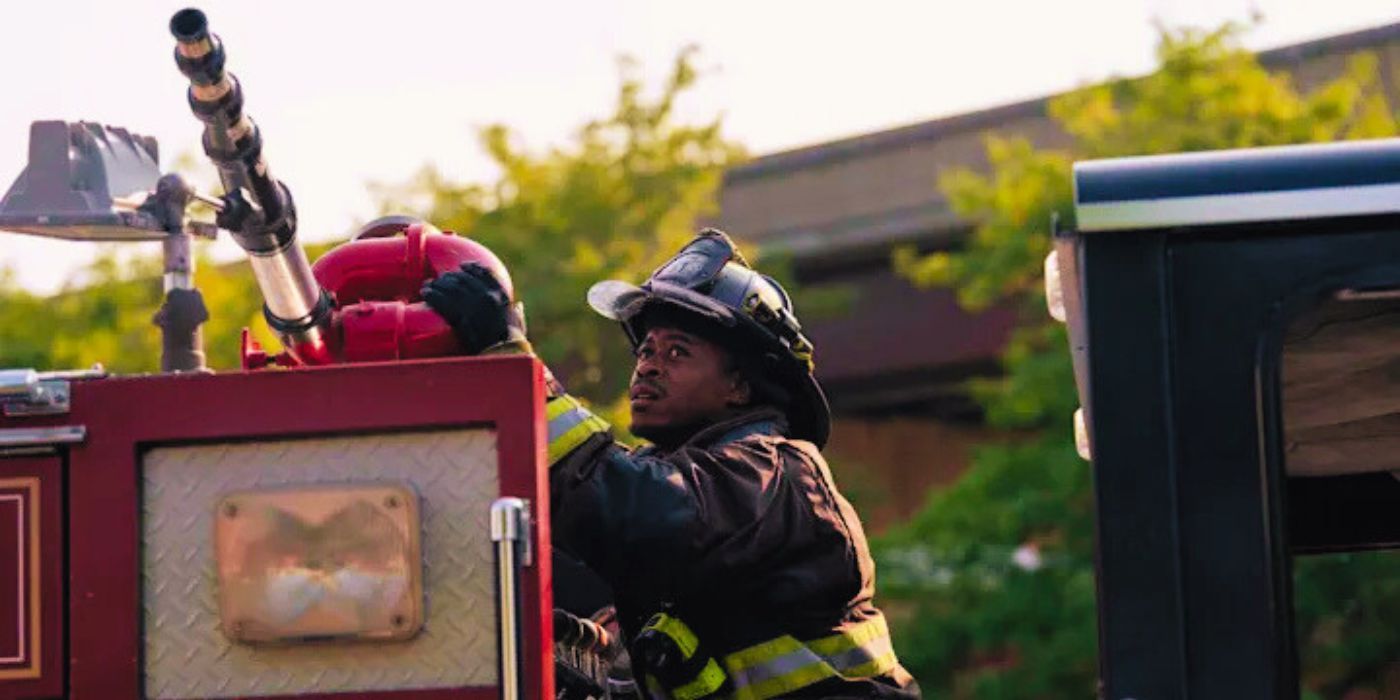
[1050,139,1400,698]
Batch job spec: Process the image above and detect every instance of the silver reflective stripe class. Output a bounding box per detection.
[1076,181,1400,233]
[726,630,897,696]
[729,646,824,690]
[825,633,894,672]
[548,407,593,442]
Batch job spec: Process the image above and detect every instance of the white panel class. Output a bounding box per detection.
[142,429,499,699]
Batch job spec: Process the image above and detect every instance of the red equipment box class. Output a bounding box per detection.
[0,356,553,700]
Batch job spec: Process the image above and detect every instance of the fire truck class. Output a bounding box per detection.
[4,7,1398,700]
[0,9,617,700]
[1049,139,1400,698]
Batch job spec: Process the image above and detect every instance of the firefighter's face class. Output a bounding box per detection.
[629,326,751,442]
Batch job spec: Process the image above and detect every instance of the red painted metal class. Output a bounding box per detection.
[241,222,519,368]
[314,222,514,304]
[0,484,27,670]
[284,335,339,367]
[0,457,63,700]
[245,222,519,367]
[336,301,463,362]
[0,355,551,700]
[260,688,499,700]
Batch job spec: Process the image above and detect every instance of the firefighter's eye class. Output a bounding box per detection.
[667,346,689,360]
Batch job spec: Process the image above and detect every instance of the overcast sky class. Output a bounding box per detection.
[1,0,1397,293]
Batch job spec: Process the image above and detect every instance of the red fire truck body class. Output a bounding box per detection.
[0,356,555,700]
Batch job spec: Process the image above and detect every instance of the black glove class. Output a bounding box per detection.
[421,262,524,354]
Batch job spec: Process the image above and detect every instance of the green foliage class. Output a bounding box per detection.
[1293,552,1400,697]
[879,437,1097,696]
[0,269,57,368]
[894,139,1071,313]
[0,49,739,415]
[376,48,745,413]
[0,246,280,373]
[968,323,1078,430]
[882,22,1400,697]
[0,143,298,374]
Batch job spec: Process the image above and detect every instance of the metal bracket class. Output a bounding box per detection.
[490,497,533,567]
[0,366,107,417]
[1,370,69,416]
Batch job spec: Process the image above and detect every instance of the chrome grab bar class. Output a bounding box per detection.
[491,497,532,700]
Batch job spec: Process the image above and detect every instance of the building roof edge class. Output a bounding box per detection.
[726,20,1400,185]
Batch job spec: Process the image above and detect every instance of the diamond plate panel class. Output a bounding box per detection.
[142,430,500,699]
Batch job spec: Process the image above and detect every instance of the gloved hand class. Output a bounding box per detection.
[421,262,527,355]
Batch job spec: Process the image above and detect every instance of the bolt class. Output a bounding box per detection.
[392,614,407,628]
[384,495,400,509]
[222,502,238,518]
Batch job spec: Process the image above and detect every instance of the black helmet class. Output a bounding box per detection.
[587,229,831,446]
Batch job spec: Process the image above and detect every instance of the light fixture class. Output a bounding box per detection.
[213,483,423,644]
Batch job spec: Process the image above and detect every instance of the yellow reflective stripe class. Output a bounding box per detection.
[646,613,701,659]
[724,636,829,700]
[548,418,608,464]
[722,615,898,699]
[730,656,834,700]
[670,658,727,700]
[826,625,896,677]
[723,634,804,671]
[546,395,610,464]
[840,650,899,680]
[806,615,889,657]
[546,395,578,420]
[642,616,898,700]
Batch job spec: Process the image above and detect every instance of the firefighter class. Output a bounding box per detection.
[424,229,920,699]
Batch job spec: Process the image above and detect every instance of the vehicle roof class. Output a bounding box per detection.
[1074,138,1400,232]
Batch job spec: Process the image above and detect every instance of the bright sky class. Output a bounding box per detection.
[1,0,1397,293]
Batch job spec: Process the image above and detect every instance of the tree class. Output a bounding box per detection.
[375,48,745,427]
[0,49,742,419]
[0,243,306,374]
[880,23,1400,697]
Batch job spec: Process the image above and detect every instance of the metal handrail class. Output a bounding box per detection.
[491,497,532,700]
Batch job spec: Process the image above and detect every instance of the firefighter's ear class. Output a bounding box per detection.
[725,371,752,408]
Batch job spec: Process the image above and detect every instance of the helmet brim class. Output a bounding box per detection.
[589,280,740,328]
[586,280,647,321]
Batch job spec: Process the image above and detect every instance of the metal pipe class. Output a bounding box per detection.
[248,245,323,322]
[162,236,195,291]
[169,8,335,365]
[0,426,86,448]
[156,231,210,373]
[133,173,210,373]
[491,498,530,700]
